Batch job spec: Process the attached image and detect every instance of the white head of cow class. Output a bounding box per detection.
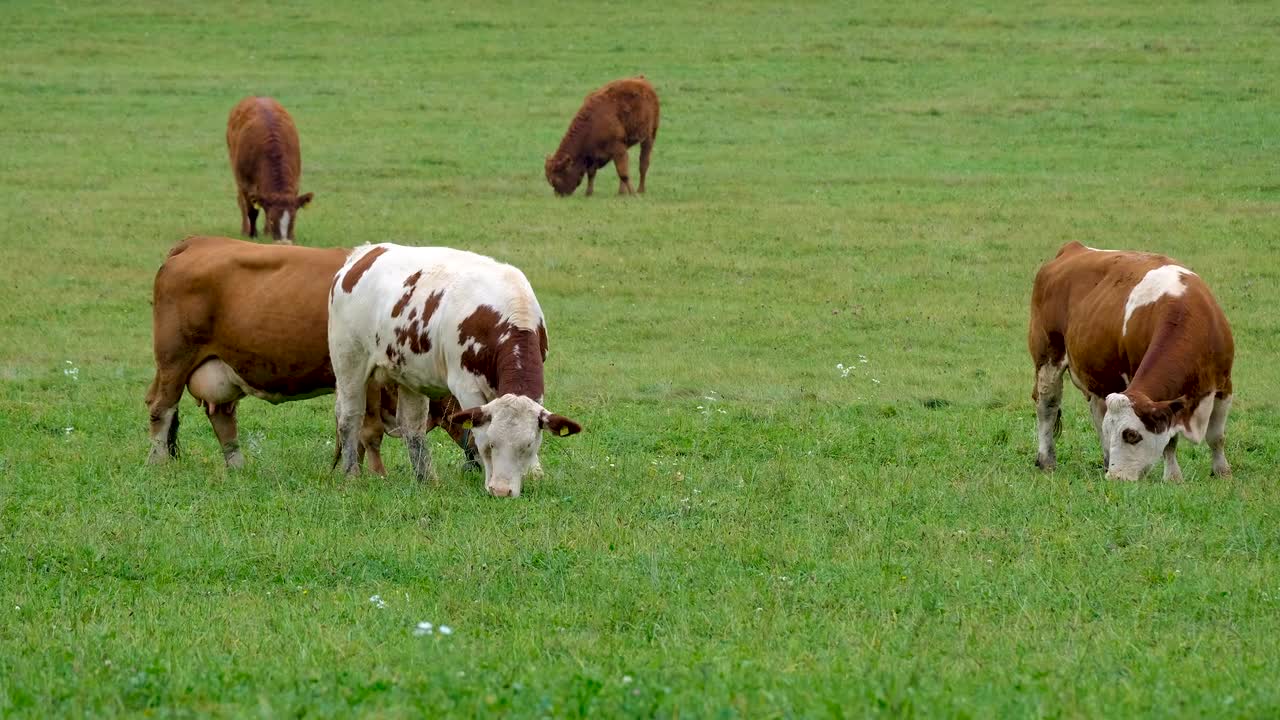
[449,394,582,498]
[1103,392,1185,481]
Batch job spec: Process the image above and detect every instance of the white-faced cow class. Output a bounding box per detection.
[328,243,583,497]
[1028,241,1235,481]
[146,236,474,471]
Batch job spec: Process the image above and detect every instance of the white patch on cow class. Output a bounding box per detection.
[1083,245,1116,252]
[1180,393,1216,444]
[498,330,511,345]
[512,344,522,370]
[279,210,291,239]
[1103,393,1175,481]
[1121,373,1130,385]
[1122,265,1196,336]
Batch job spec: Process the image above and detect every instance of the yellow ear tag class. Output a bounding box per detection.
[559,427,569,436]
[462,420,473,429]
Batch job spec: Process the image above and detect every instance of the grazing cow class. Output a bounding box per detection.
[545,76,659,197]
[1028,242,1234,481]
[329,243,583,497]
[146,236,474,471]
[226,96,313,243]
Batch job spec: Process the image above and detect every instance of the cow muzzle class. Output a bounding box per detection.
[486,482,521,498]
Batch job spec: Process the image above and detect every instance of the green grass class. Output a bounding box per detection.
[3,1,1280,716]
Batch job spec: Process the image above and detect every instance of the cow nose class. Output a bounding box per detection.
[488,485,513,498]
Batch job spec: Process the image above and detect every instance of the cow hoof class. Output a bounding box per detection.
[1212,461,1231,477]
[225,451,246,469]
[1034,456,1056,472]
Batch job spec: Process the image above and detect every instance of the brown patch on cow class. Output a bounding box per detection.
[393,290,445,357]
[391,270,423,318]
[457,305,546,399]
[341,246,388,293]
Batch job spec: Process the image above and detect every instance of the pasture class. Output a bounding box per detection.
[2,1,1279,716]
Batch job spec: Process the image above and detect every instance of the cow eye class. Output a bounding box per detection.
[1122,428,1142,445]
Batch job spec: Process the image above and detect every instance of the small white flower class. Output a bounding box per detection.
[369,594,386,609]
[835,363,844,370]
[413,621,434,636]
[439,625,453,635]
[871,378,881,384]
[64,427,74,435]
[696,405,704,410]
[621,675,633,684]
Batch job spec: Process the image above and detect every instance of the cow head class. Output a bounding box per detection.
[544,154,583,197]
[1103,392,1186,481]
[449,394,582,498]
[255,192,314,243]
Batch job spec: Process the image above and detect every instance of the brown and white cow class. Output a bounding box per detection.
[1028,241,1235,481]
[146,236,473,471]
[328,243,583,497]
[226,96,313,243]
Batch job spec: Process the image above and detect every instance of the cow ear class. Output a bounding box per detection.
[449,407,489,429]
[1164,396,1188,418]
[297,192,314,208]
[541,412,582,438]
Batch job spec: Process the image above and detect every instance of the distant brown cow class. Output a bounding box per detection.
[545,76,659,197]
[1028,242,1234,481]
[146,236,474,472]
[226,97,313,243]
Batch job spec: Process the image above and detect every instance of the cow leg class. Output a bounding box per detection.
[1162,435,1183,482]
[638,138,653,194]
[205,400,245,469]
[1086,393,1109,468]
[585,166,597,197]
[237,190,258,238]
[332,355,369,477]
[613,147,635,195]
[1207,394,1232,477]
[1033,359,1066,471]
[397,389,436,483]
[360,385,388,477]
[145,373,185,463]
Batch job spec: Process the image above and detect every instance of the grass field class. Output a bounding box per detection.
[3,1,1280,716]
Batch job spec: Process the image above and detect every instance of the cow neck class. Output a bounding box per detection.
[494,327,545,402]
[1126,301,1194,403]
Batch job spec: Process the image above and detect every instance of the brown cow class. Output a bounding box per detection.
[1028,242,1234,481]
[545,76,659,197]
[146,236,474,472]
[226,97,313,243]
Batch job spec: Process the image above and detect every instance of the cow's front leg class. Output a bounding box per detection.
[585,165,597,196]
[398,389,436,483]
[1163,435,1183,482]
[1207,394,1232,477]
[205,400,245,469]
[1033,360,1066,470]
[1086,393,1109,468]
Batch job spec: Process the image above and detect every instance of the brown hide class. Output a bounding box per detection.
[545,76,659,196]
[1028,241,1234,426]
[146,236,471,471]
[226,97,312,243]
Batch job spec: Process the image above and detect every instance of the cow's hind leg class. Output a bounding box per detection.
[332,353,370,477]
[1033,359,1066,471]
[397,389,436,483]
[612,145,635,195]
[1207,394,1232,477]
[205,400,245,469]
[1163,435,1183,482]
[638,138,653,194]
[146,373,184,464]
